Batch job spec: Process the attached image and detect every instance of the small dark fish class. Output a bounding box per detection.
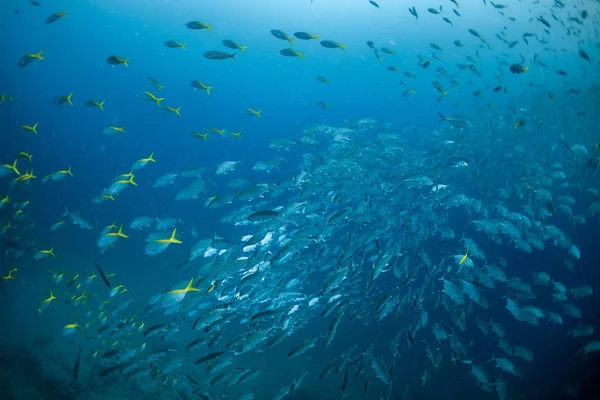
[73,345,82,381]
[493,86,502,92]
[186,21,212,31]
[195,351,225,364]
[106,56,129,67]
[380,47,395,55]
[182,371,199,386]
[533,54,546,67]
[508,40,518,48]
[316,76,329,83]
[407,329,416,345]
[52,93,73,106]
[364,378,371,394]
[17,50,44,67]
[422,60,431,69]
[271,29,294,46]
[366,40,375,49]
[537,16,551,28]
[203,51,236,62]
[509,64,528,74]
[250,309,279,321]
[95,258,111,288]
[102,349,120,359]
[100,364,122,378]
[408,6,418,20]
[373,48,382,61]
[430,43,443,52]
[578,49,591,62]
[403,269,418,285]
[568,17,583,25]
[5,241,20,251]
[427,8,440,14]
[294,32,318,40]
[144,324,167,337]
[453,9,461,17]
[248,210,279,222]
[369,0,379,8]
[45,10,66,24]
[320,40,346,51]
[280,48,305,60]
[443,17,453,26]
[164,40,185,50]
[222,40,248,53]
[454,40,464,47]
[334,355,346,375]
[341,367,349,391]
[556,70,568,76]
[186,337,206,351]
[468,29,482,40]
[320,360,336,381]
[30,0,41,5]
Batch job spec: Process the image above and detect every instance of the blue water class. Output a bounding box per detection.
[2,0,600,399]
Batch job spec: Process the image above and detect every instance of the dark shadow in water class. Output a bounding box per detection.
[286,392,323,400]
[0,347,74,400]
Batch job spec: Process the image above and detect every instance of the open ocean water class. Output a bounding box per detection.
[1,0,600,399]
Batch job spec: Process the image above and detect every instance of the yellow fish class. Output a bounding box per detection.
[459,248,469,265]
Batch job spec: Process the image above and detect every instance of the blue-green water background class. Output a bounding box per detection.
[2,0,600,399]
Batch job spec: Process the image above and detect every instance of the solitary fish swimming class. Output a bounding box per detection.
[106,55,129,67]
[186,21,212,31]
